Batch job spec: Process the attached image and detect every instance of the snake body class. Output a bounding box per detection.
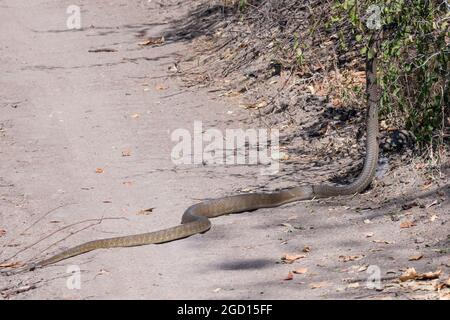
[7,34,381,273]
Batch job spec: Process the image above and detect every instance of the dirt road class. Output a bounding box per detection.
[0,0,448,299]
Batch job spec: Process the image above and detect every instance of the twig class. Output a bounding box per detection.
[0,203,76,256]
[0,217,128,268]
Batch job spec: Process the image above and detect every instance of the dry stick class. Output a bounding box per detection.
[28,219,108,264]
[0,203,75,257]
[0,217,128,268]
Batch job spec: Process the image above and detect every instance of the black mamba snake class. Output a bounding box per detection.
[2,34,382,274]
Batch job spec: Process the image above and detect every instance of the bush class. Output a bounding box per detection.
[335,0,449,152]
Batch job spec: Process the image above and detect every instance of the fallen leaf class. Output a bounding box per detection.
[332,98,342,107]
[363,219,372,224]
[1,284,36,299]
[430,215,437,222]
[399,268,442,282]
[435,280,449,290]
[0,229,6,237]
[421,181,433,190]
[137,208,154,215]
[284,271,294,281]
[97,268,110,276]
[347,282,360,289]
[122,181,133,187]
[303,246,311,253]
[373,239,393,244]
[281,254,307,264]
[293,268,308,275]
[0,261,24,269]
[280,223,293,228]
[400,220,416,229]
[88,48,117,53]
[121,150,132,157]
[418,269,442,280]
[365,232,374,238]
[408,254,423,261]
[339,255,364,262]
[310,282,328,289]
[95,168,104,174]
[240,100,267,110]
[138,36,165,46]
[357,265,369,272]
[426,200,438,208]
[399,268,418,281]
[155,83,168,91]
[131,113,140,119]
[168,63,178,73]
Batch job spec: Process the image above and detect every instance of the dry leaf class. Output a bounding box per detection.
[421,181,433,190]
[122,181,133,187]
[168,64,178,73]
[332,98,342,107]
[418,269,442,280]
[293,268,308,275]
[238,101,267,110]
[357,265,369,272]
[373,240,392,244]
[97,268,110,276]
[310,282,328,289]
[426,200,438,208]
[131,113,140,119]
[399,268,418,281]
[347,282,360,289]
[155,84,168,91]
[339,255,364,262]
[365,232,374,238]
[284,271,294,281]
[399,268,442,282]
[138,36,165,46]
[88,48,117,53]
[0,229,6,237]
[408,254,423,261]
[121,150,132,157]
[400,220,416,229]
[95,168,104,174]
[281,254,306,264]
[0,261,24,269]
[303,246,311,253]
[137,208,154,215]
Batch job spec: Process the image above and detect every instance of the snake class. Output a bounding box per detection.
[2,33,381,275]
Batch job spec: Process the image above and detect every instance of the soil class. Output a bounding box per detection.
[0,0,448,300]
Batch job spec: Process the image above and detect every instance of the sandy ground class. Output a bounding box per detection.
[0,0,448,300]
